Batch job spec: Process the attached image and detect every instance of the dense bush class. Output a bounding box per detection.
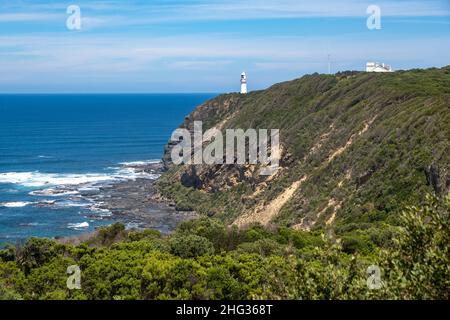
[0,195,448,300]
[376,195,450,299]
[169,234,215,258]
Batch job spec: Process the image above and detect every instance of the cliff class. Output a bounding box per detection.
[157,66,450,238]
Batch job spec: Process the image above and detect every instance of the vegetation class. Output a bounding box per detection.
[1,67,448,300]
[0,195,448,300]
[158,67,450,241]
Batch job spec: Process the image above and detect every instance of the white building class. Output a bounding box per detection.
[240,72,247,94]
[366,62,393,73]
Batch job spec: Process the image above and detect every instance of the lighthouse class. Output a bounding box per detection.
[240,72,247,94]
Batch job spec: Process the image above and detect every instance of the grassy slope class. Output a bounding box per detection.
[157,67,450,247]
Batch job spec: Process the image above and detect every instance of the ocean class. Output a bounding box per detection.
[0,94,215,245]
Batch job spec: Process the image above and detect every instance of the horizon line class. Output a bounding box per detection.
[0,92,223,95]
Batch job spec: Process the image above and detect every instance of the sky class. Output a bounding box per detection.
[0,0,449,93]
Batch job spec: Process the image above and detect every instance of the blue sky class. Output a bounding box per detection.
[0,0,449,93]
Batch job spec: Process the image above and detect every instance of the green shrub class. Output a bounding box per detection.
[237,238,285,257]
[169,234,215,258]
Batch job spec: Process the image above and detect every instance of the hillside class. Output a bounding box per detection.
[0,67,448,300]
[158,67,450,249]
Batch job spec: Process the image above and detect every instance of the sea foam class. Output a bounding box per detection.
[0,172,116,188]
[67,222,89,229]
[0,161,159,216]
[119,159,160,166]
[0,201,33,208]
[0,164,159,189]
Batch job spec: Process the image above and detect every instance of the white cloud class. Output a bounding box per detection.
[169,0,449,19]
[167,60,233,70]
[0,0,448,92]
[0,33,448,81]
[0,13,62,22]
[1,0,448,27]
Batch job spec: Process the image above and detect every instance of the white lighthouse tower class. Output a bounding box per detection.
[240,72,247,94]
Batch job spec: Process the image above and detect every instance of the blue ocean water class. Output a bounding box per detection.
[0,94,215,245]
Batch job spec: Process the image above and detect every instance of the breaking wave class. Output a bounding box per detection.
[67,222,89,229]
[0,160,161,215]
[0,201,33,208]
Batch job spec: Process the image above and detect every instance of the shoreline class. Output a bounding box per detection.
[97,161,198,231]
[2,161,198,247]
[57,161,198,245]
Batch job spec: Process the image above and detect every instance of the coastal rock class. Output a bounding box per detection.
[180,166,202,189]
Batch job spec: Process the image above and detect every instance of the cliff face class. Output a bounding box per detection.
[158,67,450,235]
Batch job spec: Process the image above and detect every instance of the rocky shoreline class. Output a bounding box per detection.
[98,161,198,230]
[59,161,197,243]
